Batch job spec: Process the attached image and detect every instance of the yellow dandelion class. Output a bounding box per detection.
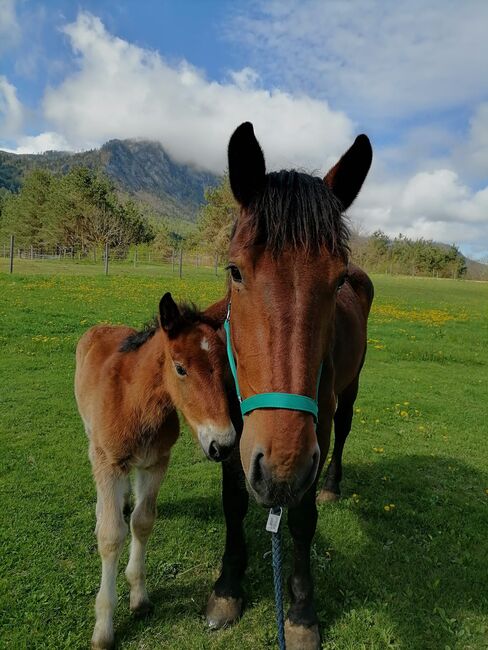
[373,447,384,454]
[384,505,391,512]
[400,410,409,417]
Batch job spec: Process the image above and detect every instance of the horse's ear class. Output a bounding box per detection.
[324,134,372,211]
[159,292,180,336]
[228,122,266,207]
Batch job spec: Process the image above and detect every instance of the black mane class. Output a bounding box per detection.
[242,170,349,258]
[119,303,217,352]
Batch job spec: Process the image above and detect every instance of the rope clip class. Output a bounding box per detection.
[266,507,283,533]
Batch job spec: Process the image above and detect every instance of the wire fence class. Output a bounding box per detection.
[1,236,223,277]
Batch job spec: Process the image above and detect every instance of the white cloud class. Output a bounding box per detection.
[41,12,354,174]
[0,0,20,52]
[229,1,488,123]
[349,169,488,254]
[452,103,488,182]
[0,75,23,137]
[2,10,487,257]
[7,131,72,154]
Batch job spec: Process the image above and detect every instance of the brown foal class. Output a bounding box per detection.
[75,292,235,649]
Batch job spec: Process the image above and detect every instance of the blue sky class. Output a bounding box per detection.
[1,0,487,258]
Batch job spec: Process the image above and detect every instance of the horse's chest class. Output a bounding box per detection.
[132,439,163,469]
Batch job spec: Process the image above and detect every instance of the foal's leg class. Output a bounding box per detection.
[92,466,129,650]
[206,447,249,629]
[285,484,321,650]
[318,375,360,502]
[125,457,169,613]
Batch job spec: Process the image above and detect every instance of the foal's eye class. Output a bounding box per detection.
[174,363,187,376]
[227,264,243,283]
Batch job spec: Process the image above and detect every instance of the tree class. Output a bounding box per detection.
[197,174,238,260]
[0,169,53,248]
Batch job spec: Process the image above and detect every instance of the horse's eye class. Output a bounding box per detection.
[174,363,187,376]
[337,275,347,292]
[227,264,243,283]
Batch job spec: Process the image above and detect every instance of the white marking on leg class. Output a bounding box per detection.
[125,459,169,611]
[92,473,128,649]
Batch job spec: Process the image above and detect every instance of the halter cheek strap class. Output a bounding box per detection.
[224,304,322,422]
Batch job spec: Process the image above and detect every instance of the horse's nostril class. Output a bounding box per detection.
[253,452,264,482]
[208,441,220,461]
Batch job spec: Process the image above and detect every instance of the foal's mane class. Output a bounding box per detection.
[119,303,217,352]
[238,170,349,259]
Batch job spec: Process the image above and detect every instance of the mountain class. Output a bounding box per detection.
[0,139,219,222]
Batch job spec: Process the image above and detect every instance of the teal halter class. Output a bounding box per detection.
[224,304,322,422]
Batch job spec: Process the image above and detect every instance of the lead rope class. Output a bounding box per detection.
[267,507,286,650]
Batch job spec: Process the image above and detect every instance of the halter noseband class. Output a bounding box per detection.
[224,304,321,422]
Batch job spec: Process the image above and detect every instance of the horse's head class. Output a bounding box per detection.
[159,293,236,461]
[226,122,372,506]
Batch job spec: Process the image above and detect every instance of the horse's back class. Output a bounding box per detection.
[346,264,374,317]
[333,264,373,392]
[75,325,136,429]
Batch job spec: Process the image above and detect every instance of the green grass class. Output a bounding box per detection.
[0,269,487,649]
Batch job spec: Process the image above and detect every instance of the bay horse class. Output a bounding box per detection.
[75,292,235,649]
[205,123,374,649]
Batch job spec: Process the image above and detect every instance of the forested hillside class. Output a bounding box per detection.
[0,139,218,222]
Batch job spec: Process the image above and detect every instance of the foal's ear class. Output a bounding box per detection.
[324,134,372,211]
[159,292,181,335]
[228,122,266,207]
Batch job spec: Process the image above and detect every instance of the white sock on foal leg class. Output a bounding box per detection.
[92,473,128,650]
[125,460,168,612]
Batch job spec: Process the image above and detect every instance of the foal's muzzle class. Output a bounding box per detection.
[197,423,236,462]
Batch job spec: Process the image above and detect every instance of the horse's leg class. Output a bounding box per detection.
[91,463,129,649]
[285,484,321,650]
[125,457,169,614]
[206,447,249,629]
[318,375,359,502]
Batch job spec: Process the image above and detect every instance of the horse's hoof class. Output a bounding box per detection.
[317,488,340,503]
[205,591,242,629]
[131,598,154,618]
[285,620,320,650]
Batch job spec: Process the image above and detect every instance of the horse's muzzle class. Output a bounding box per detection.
[248,445,320,507]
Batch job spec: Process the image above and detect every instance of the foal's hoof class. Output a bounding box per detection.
[285,620,320,650]
[205,591,242,629]
[317,488,340,503]
[91,629,114,650]
[131,599,154,618]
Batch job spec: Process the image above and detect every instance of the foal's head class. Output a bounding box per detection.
[226,122,372,505]
[144,293,235,461]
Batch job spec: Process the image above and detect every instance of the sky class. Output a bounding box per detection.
[1,0,487,259]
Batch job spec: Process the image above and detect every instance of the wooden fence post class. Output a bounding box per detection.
[179,248,183,278]
[134,245,138,268]
[9,235,14,274]
[214,253,218,276]
[104,241,109,276]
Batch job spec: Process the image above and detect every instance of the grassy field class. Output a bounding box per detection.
[1,265,487,649]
